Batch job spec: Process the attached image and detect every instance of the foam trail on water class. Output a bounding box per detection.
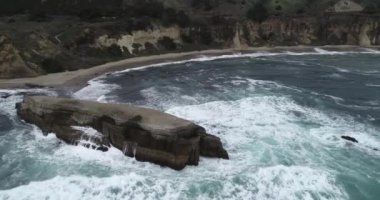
[113,52,291,75]
[0,89,57,117]
[363,48,380,54]
[113,53,270,75]
[73,77,120,102]
[0,165,347,200]
[1,85,353,200]
[113,48,380,76]
[314,48,347,55]
[366,84,380,87]
[166,96,380,153]
[3,50,380,199]
[252,165,347,200]
[72,48,380,102]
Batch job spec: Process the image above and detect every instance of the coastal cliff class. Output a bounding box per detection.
[16,96,229,170]
[1,0,380,78]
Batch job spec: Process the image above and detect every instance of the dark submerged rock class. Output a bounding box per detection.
[0,114,13,134]
[16,96,228,170]
[341,136,359,143]
[0,93,11,99]
[24,83,48,89]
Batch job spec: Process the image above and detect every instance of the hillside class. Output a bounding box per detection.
[1,0,380,78]
[2,0,380,17]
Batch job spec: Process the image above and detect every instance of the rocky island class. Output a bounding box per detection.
[16,96,228,170]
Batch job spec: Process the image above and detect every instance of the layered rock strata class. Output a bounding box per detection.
[16,96,228,170]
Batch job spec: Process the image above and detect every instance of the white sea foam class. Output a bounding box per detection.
[138,86,206,109]
[167,96,380,153]
[1,84,376,200]
[252,165,347,200]
[0,164,347,200]
[136,77,308,110]
[310,91,345,103]
[363,48,380,54]
[0,88,56,118]
[71,126,103,138]
[0,173,183,200]
[113,48,378,76]
[72,47,380,102]
[73,78,120,102]
[0,88,56,96]
[323,73,346,79]
[314,48,348,55]
[366,84,380,87]
[53,143,126,164]
[17,126,60,155]
[2,52,380,199]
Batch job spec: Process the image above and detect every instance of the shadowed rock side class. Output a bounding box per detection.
[16,96,228,170]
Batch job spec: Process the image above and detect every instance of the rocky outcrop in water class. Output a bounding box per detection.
[340,135,380,151]
[16,96,228,170]
[341,136,359,143]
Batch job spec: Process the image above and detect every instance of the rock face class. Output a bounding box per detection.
[1,0,380,78]
[0,35,38,78]
[2,14,380,78]
[16,96,228,170]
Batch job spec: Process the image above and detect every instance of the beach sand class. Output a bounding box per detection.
[0,45,374,91]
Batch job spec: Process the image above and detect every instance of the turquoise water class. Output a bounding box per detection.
[0,49,380,199]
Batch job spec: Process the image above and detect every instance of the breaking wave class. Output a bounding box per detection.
[72,47,380,102]
[2,50,380,199]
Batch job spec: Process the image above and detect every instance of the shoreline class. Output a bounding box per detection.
[0,45,378,91]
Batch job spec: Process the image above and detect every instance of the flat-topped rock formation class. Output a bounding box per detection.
[16,96,228,170]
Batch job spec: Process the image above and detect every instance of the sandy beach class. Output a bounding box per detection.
[0,45,375,91]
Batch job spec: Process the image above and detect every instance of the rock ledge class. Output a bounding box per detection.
[16,96,228,170]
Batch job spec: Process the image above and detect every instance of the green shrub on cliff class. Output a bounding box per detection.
[158,37,177,50]
[162,8,190,28]
[133,0,164,18]
[41,58,64,73]
[191,0,219,11]
[28,9,48,22]
[364,4,378,14]
[246,2,269,23]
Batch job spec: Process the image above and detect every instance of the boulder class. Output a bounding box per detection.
[16,96,228,170]
[341,136,359,143]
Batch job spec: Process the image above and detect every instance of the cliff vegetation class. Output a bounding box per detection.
[1,0,380,78]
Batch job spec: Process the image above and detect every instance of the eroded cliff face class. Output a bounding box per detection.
[235,14,380,47]
[94,26,182,54]
[1,14,380,78]
[0,35,38,78]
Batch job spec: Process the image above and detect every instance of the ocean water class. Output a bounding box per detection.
[1,48,380,200]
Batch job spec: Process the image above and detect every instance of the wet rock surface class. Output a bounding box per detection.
[341,136,359,143]
[16,96,228,170]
